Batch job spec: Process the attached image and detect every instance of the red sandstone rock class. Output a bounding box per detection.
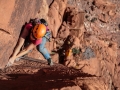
[0,0,120,89]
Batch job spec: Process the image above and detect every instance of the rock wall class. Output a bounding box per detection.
[46,0,119,89]
[0,0,52,68]
[0,0,120,89]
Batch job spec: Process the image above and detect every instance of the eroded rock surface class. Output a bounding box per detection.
[0,0,120,90]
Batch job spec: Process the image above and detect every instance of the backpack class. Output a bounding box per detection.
[29,18,52,41]
[44,30,51,42]
[39,18,51,42]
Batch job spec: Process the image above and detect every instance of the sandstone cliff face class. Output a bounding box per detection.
[0,0,52,68]
[0,0,120,90]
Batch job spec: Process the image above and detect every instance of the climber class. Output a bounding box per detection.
[6,18,53,67]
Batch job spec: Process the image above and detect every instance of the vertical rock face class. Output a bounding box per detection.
[48,0,67,38]
[0,0,120,90]
[0,0,50,68]
[48,0,119,89]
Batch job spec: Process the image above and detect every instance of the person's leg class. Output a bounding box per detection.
[38,37,53,65]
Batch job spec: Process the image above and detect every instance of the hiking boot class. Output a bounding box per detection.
[47,58,54,66]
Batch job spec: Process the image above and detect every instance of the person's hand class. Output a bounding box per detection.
[5,56,16,67]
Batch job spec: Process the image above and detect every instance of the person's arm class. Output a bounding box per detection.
[6,43,36,67]
[11,26,29,57]
[15,43,36,59]
[12,37,25,57]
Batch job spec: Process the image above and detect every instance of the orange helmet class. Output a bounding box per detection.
[32,24,46,39]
